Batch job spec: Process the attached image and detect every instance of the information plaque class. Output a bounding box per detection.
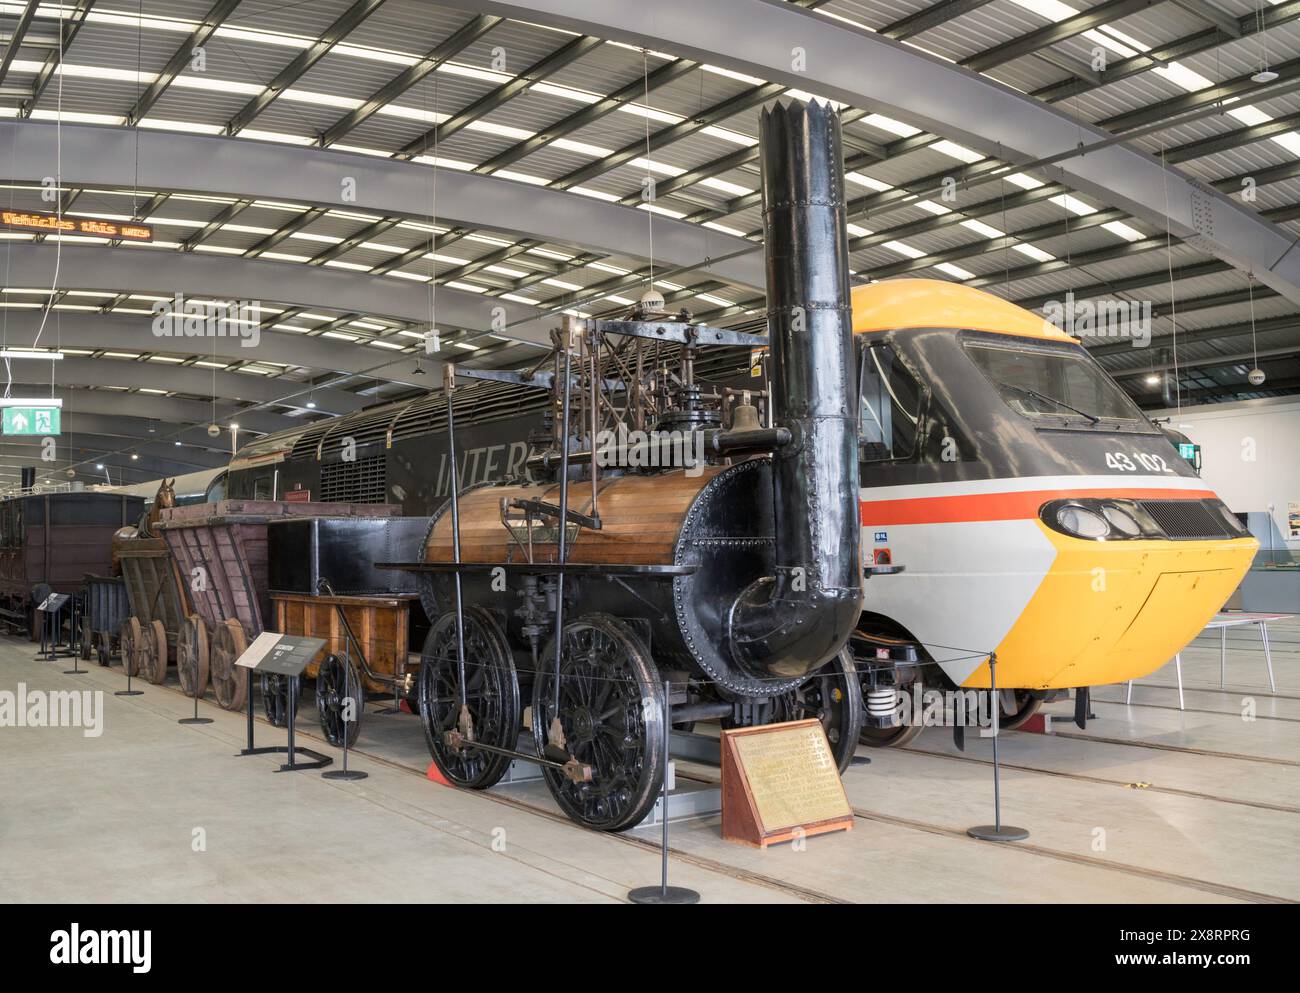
[37,593,69,613]
[720,718,853,848]
[234,633,325,677]
[233,633,331,773]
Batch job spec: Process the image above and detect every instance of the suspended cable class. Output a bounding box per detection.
[1159,143,1181,414]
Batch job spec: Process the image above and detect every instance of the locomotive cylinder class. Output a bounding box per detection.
[728,99,863,679]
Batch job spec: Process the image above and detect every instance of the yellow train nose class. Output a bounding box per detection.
[962,524,1258,689]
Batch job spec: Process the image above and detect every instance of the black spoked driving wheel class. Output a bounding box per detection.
[418,607,520,790]
[533,614,664,833]
[261,672,302,728]
[316,653,364,748]
[778,649,864,773]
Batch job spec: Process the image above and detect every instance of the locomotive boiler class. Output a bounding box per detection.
[398,100,869,831]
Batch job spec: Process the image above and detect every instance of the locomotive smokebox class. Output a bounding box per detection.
[729,99,862,679]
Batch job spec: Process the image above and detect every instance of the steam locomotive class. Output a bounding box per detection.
[216,101,1256,832]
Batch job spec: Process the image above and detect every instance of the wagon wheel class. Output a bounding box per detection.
[120,617,143,677]
[776,649,864,774]
[80,616,92,661]
[533,614,664,832]
[418,608,519,790]
[97,644,111,667]
[142,619,168,684]
[997,689,1043,731]
[176,615,210,698]
[317,653,365,748]
[210,619,249,711]
[260,672,303,728]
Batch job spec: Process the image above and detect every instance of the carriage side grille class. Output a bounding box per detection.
[1137,499,1229,540]
[320,455,387,504]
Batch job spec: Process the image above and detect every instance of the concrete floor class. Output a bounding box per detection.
[1,615,1297,903]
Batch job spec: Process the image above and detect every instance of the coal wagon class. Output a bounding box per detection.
[0,492,142,639]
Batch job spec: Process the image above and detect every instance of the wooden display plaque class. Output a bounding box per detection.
[720,719,853,848]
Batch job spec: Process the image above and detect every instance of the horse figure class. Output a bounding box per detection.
[140,478,177,536]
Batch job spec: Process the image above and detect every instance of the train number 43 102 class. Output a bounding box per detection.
[1104,451,1170,472]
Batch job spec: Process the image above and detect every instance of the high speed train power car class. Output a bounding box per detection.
[849,278,1258,742]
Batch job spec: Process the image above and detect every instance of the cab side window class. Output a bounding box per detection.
[858,343,924,462]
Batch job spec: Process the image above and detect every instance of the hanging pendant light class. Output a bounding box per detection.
[1246,272,1265,387]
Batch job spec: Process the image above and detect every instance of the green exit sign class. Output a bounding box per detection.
[2,406,60,435]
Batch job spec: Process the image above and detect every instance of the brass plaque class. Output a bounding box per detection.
[728,720,851,834]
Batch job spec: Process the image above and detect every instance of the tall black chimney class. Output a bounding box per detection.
[729,100,862,679]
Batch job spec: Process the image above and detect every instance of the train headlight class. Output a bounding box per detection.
[1055,504,1110,539]
[1212,501,1247,536]
[1101,504,1142,537]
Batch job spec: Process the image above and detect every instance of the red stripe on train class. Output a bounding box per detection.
[859,488,1217,526]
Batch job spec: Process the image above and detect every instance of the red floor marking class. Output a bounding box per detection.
[426,762,451,786]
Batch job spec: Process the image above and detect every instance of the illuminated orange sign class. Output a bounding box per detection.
[1,210,152,241]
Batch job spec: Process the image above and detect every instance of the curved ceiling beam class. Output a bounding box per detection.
[15,412,233,458]
[18,387,300,438]
[0,431,227,468]
[0,442,218,483]
[0,121,764,292]
[7,355,366,416]
[0,310,427,392]
[443,0,1300,306]
[1,242,555,351]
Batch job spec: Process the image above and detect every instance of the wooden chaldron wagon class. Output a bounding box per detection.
[111,482,193,685]
[156,500,401,720]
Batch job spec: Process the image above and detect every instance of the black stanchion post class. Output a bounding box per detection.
[967,652,1028,843]
[63,639,86,676]
[324,649,367,782]
[178,642,212,726]
[284,676,298,769]
[240,672,257,753]
[629,680,700,905]
[115,622,143,697]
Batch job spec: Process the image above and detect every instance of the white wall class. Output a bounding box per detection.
[1148,396,1300,549]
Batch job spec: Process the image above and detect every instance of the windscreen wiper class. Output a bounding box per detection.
[1000,383,1099,423]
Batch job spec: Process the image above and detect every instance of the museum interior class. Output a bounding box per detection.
[0,0,1296,938]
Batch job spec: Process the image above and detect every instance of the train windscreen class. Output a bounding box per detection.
[963,337,1145,425]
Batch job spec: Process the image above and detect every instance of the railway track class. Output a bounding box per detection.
[110,670,843,905]
[898,744,1300,815]
[1086,696,1300,724]
[1122,681,1300,703]
[85,662,1299,905]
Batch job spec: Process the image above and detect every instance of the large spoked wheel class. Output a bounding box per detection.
[998,689,1043,730]
[317,653,365,748]
[142,619,168,684]
[120,617,143,677]
[779,649,864,774]
[80,617,92,661]
[176,615,210,697]
[418,608,520,790]
[533,614,664,833]
[261,672,303,728]
[210,619,249,711]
